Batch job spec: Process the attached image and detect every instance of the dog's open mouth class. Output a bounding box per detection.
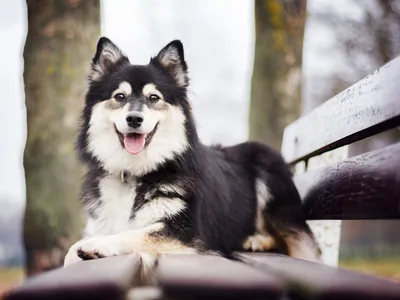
[115,124,158,155]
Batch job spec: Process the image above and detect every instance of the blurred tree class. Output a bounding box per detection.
[333,0,400,156]
[23,0,100,275]
[305,0,400,113]
[249,0,307,150]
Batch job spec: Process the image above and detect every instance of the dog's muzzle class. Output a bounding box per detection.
[126,112,144,129]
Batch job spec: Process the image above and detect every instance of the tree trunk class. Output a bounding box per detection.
[249,0,307,150]
[23,0,100,276]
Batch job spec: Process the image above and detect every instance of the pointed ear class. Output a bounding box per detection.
[154,40,188,87]
[89,37,128,82]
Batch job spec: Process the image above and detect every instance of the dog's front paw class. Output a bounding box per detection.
[76,235,126,260]
[64,241,84,267]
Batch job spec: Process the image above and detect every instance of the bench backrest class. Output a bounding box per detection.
[281,56,400,220]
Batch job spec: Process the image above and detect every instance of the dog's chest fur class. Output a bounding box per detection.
[85,175,137,236]
[84,173,187,237]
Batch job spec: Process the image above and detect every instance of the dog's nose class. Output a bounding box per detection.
[126,112,144,129]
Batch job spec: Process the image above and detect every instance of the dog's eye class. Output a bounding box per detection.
[149,94,160,103]
[114,93,125,102]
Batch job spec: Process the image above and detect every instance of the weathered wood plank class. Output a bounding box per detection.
[294,142,400,219]
[240,253,400,300]
[157,254,284,299]
[5,255,142,300]
[282,56,400,164]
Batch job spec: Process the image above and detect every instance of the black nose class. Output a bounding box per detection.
[126,112,144,128]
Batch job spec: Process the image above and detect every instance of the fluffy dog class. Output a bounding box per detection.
[64,37,320,266]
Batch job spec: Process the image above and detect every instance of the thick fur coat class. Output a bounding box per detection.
[64,37,321,266]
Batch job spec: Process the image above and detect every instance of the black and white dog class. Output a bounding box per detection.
[64,37,321,266]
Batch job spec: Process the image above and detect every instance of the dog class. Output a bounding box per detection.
[64,37,321,267]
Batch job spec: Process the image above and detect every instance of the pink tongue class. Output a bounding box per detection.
[124,134,146,155]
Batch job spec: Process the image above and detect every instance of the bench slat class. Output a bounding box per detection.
[282,56,400,164]
[240,253,400,300]
[5,255,142,300]
[157,254,284,299]
[294,142,400,219]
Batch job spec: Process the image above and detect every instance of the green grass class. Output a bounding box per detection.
[339,258,400,282]
[0,267,24,298]
[0,267,24,285]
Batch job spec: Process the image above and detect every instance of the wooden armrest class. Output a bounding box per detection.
[294,141,400,219]
[282,56,400,164]
[240,253,400,300]
[5,254,142,300]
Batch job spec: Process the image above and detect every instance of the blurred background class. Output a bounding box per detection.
[0,0,399,291]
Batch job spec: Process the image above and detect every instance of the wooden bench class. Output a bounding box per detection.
[6,57,400,300]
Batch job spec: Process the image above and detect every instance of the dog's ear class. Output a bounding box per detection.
[89,37,128,82]
[153,40,188,87]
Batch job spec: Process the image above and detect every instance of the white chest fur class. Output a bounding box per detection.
[85,175,136,236]
[84,174,188,238]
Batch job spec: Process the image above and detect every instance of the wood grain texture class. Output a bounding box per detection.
[157,254,284,299]
[5,255,142,300]
[294,142,400,219]
[240,253,400,300]
[282,56,400,164]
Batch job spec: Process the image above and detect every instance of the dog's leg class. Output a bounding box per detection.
[64,238,88,266]
[64,222,197,267]
[246,176,321,262]
[77,223,197,259]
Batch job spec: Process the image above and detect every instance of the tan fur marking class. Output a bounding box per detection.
[140,234,197,255]
[153,100,169,111]
[64,222,196,267]
[142,83,169,111]
[142,83,163,99]
[243,233,276,252]
[105,98,123,110]
[106,81,132,109]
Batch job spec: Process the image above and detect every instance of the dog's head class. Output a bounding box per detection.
[77,37,195,176]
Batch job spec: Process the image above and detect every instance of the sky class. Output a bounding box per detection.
[0,0,26,209]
